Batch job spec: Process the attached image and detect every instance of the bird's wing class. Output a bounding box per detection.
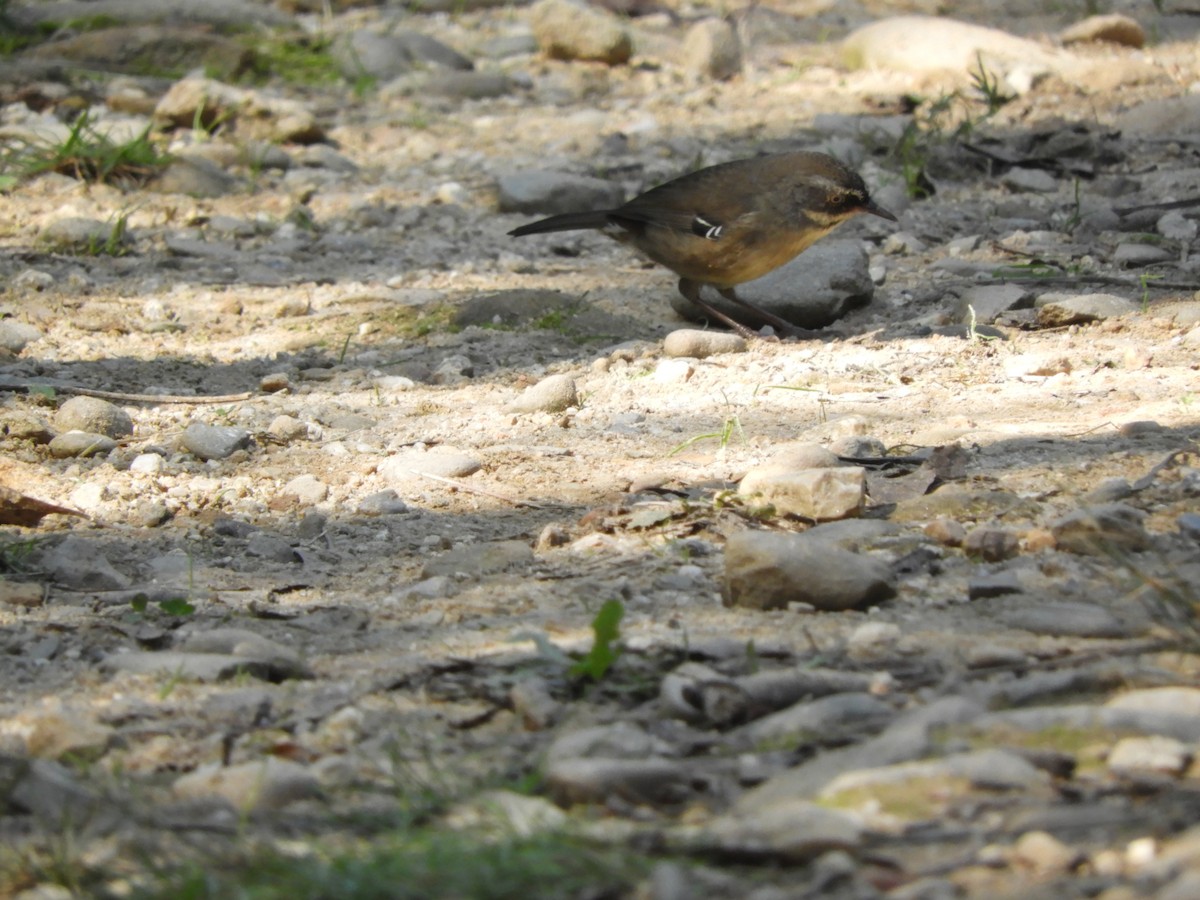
[609,170,758,240]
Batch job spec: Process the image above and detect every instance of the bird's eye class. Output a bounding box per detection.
[830,190,859,210]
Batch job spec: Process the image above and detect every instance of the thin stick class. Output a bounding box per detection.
[0,379,255,404]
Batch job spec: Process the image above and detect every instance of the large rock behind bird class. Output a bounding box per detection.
[530,0,633,66]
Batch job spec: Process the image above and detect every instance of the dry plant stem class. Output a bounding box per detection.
[0,379,256,404]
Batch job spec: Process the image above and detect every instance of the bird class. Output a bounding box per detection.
[508,151,897,338]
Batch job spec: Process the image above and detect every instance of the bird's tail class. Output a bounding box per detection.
[507,210,613,237]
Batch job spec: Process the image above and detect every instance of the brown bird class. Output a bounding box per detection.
[508,151,897,338]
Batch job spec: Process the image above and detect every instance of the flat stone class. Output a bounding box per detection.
[738,467,866,521]
[1106,687,1200,717]
[1050,503,1151,554]
[544,757,690,806]
[497,170,625,216]
[692,799,863,862]
[1035,292,1138,326]
[48,431,118,459]
[421,539,533,578]
[181,423,252,460]
[54,395,133,438]
[40,535,131,591]
[662,329,746,359]
[173,758,320,812]
[997,600,1136,638]
[954,283,1032,324]
[377,448,482,485]
[675,240,873,330]
[101,650,309,683]
[1113,242,1174,267]
[1107,735,1190,777]
[177,628,310,679]
[723,531,896,612]
[1060,14,1145,48]
[0,320,42,351]
[508,374,578,413]
[1115,95,1200,137]
[529,0,632,65]
[1003,167,1059,193]
[741,693,895,745]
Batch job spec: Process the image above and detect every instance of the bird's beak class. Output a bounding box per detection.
[862,199,897,222]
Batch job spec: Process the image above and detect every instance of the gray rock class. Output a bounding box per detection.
[421,539,533,578]
[245,532,300,564]
[1050,503,1151,554]
[1179,513,1200,540]
[281,474,328,505]
[882,231,927,255]
[681,19,741,81]
[40,535,130,591]
[388,575,458,602]
[963,526,1020,562]
[1106,687,1200,717]
[738,467,866,521]
[722,531,896,611]
[155,77,323,144]
[997,601,1136,638]
[430,353,474,384]
[332,30,472,82]
[842,16,1069,92]
[0,319,43,351]
[508,373,578,413]
[662,329,746,359]
[1084,476,1134,504]
[48,431,119,459]
[1002,167,1059,193]
[1158,209,1198,242]
[967,569,1023,599]
[1113,242,1174,266]
[954,283,1032,324]
[479,32,539,59]
[673,239,874,330]
[661,664,875,727]
[1107,735,1190,777]
[1115,94,1200,137]
[546,721,664,762]
[1,753,110,828]
[497,170,625,216]
[819,748,1049,799]
[377,448,482,485]
[357,489,409,516]
[545,757,691,806]
[102,650,304,683]
[1035,292,1138,325]
[151,156,239,198]
[1060,14,1145,48]
[415,71,512,100]
[177,627,310,679]
[181,423,252,460]
[173,758,320,812]
[54,396,133,438]
[977,704,1200,743]
[694,799,863,861]
[741,693,895,745]
[529,0,632,66]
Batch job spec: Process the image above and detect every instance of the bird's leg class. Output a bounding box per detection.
[677,279,775,341]
[717,288,824,340]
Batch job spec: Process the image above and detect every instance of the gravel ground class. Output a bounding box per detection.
[1,1,1200,897]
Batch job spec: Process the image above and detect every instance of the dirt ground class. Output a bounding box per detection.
[1,0,1200,897]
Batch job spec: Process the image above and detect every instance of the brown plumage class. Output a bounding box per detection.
[508,151,896,337]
